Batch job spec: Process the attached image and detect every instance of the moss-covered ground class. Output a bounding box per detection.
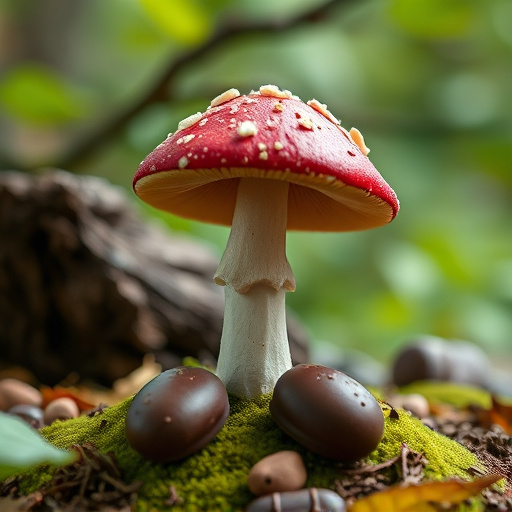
[15,386,486,512]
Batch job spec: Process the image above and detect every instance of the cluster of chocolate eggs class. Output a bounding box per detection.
[125,363,384,466]
[0,378,81,428]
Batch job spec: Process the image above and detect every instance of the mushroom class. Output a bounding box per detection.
[133,85,399,398]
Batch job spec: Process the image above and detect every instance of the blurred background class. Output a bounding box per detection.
[1,0,511,372]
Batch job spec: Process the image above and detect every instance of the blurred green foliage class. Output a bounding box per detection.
[0,0,511,365]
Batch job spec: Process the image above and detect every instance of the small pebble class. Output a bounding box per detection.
[388,393,430,419]
[8,404,44,429]
[248,451,307,496]
[44,397,80,424]
[0,378,43,411]
[392,336,490,387]
[246,488,346,512]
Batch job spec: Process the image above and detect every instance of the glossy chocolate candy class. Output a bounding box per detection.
[246,488,346,512]
[8,404,44,429]
[125,366,229,462]
[270,364,384,462]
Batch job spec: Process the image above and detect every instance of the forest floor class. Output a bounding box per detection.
[0,365,511,512]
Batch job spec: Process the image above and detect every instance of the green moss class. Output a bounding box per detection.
[16,393,481,512]
[372,408,478,479]
[397,381,492,409]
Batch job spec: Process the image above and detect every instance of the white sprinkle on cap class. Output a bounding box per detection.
[349,127,370,156]
[259,84,292,99]
[177,112,203,131]
[237,120,258,137]
[307,99,340,125]
[210,88,241,108]
[298,117,314,130]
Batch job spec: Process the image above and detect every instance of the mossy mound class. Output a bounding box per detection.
[397,381,492,409]
[16,392,482,512]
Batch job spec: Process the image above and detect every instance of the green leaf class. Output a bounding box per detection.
[139,0,212,45]
[0,64,88,125]
[0,413,77,480]
[388,0,475,39]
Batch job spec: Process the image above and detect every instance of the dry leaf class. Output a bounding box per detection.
[111,354,162,398]
[348,474,502,512]
[40,356,161,409]
[75,354,163,406]
[40,386,96,411]
[477,396,512,435]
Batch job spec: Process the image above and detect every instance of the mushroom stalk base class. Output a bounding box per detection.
[216,284,291,397]
[214,178,294,397]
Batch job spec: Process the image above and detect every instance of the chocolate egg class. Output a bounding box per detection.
[44,397,80,424]
[125,367,229,462]
[0,378,42,411]
[8,404,44,429]
[246,488,346,512]
[270,364,384,462]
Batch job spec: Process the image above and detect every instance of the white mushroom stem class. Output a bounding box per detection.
[214,177,295,397]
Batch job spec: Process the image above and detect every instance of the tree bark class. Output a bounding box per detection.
[0,170,309,386]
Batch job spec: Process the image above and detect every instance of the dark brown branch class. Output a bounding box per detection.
[54,0,345,170]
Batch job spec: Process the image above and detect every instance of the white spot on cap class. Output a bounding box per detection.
[349,127,370,155]
[298,117,314,130]
[257,142,267,151]
[307,99,340,125]
[210,88,241,107]
[177,134,195,144]
[199,118,208,126]
[259,150,268,160]
[178,156,189,168]
[274,141,284,150]
[259,84,292,99]
[237,121,258,137]
[177,112,203,131]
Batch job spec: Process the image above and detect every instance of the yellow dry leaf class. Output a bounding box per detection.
[349,474,502,512]
[478,396,512,435]
[77,354,162,406]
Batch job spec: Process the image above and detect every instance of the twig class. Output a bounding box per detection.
[54,0,345,170]
[342,453,402,475]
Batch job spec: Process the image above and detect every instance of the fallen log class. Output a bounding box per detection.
[0,170,309,386]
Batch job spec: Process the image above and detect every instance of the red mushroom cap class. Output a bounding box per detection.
[133,87,399,232]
